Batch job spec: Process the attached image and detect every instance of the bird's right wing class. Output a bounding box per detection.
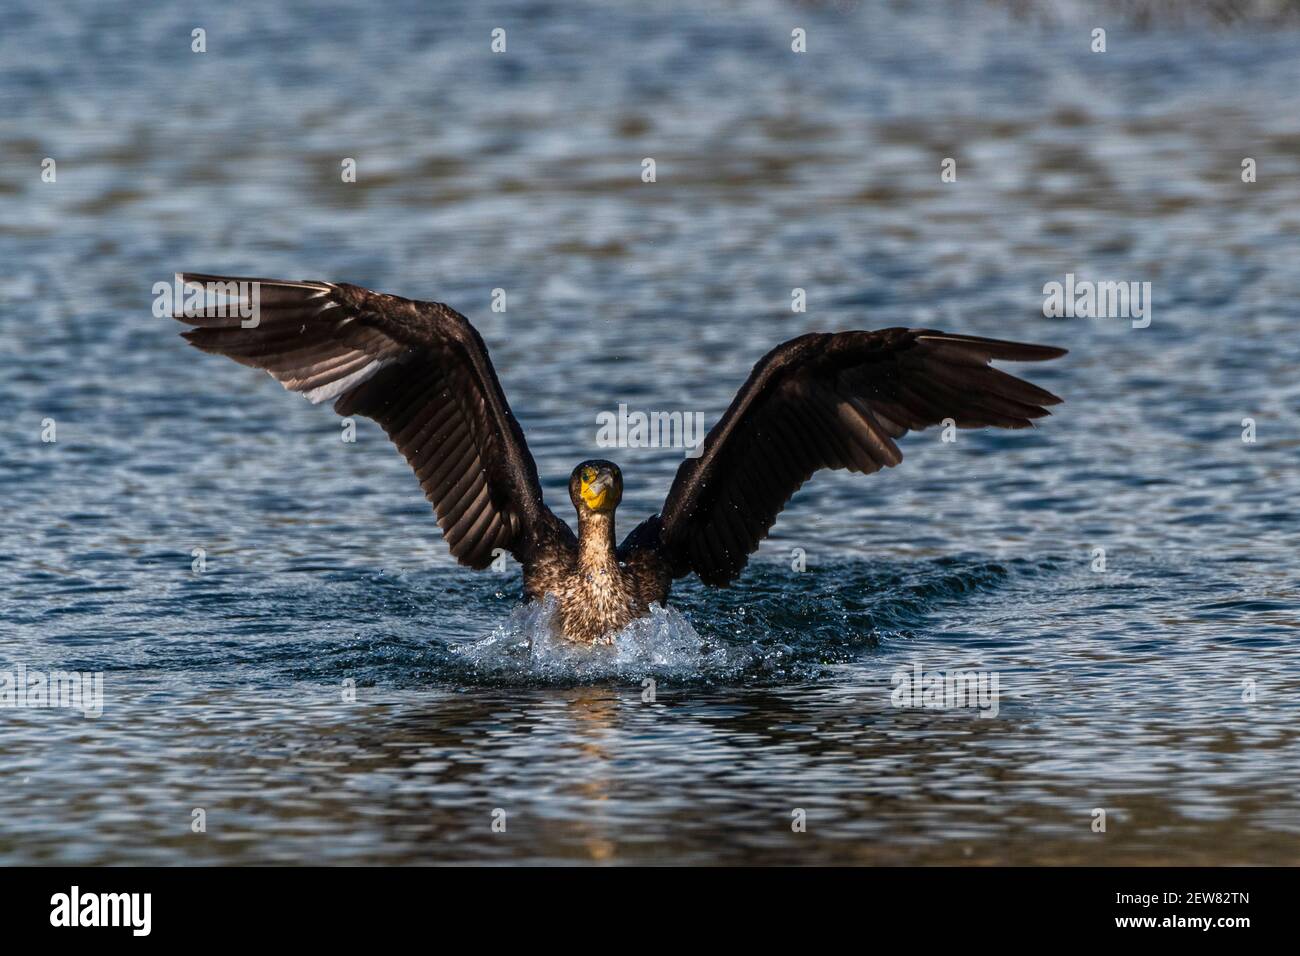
[170,273,574,568]
[637,328,1065,585]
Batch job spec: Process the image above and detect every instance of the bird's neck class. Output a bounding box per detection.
[576,510,618,572]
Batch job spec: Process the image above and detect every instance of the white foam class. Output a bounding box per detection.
[453,596,743,683]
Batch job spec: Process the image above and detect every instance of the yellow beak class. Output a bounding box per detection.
[581,476,610,510]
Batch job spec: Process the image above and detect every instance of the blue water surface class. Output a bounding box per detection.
[0,0,1298,863]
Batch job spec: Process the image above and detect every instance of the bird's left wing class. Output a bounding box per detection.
[171,273,573,568]
[627,328,1065,585]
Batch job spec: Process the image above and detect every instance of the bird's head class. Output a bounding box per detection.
[569,460,623,515]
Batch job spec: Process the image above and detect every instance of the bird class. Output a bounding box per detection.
[169,273,1065,644]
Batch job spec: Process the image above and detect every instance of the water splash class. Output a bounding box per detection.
[451,595,748,684]
[425,557,1021,685]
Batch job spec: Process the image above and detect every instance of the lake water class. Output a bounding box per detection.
[1,0,1298,864]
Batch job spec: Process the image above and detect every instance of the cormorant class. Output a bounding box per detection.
[170,273,1065,644]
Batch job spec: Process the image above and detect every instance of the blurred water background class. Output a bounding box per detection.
[0,0,1298,863]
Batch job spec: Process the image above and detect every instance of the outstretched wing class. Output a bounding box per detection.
[170,272,573,568]
[633,328,1065,585]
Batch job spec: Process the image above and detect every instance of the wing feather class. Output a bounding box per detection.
[630,328,1064,585]
[171,272,572,568]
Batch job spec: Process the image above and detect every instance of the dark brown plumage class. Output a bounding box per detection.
[170,273,1065,644]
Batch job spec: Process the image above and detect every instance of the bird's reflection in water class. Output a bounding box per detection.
[562,690,620,863]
